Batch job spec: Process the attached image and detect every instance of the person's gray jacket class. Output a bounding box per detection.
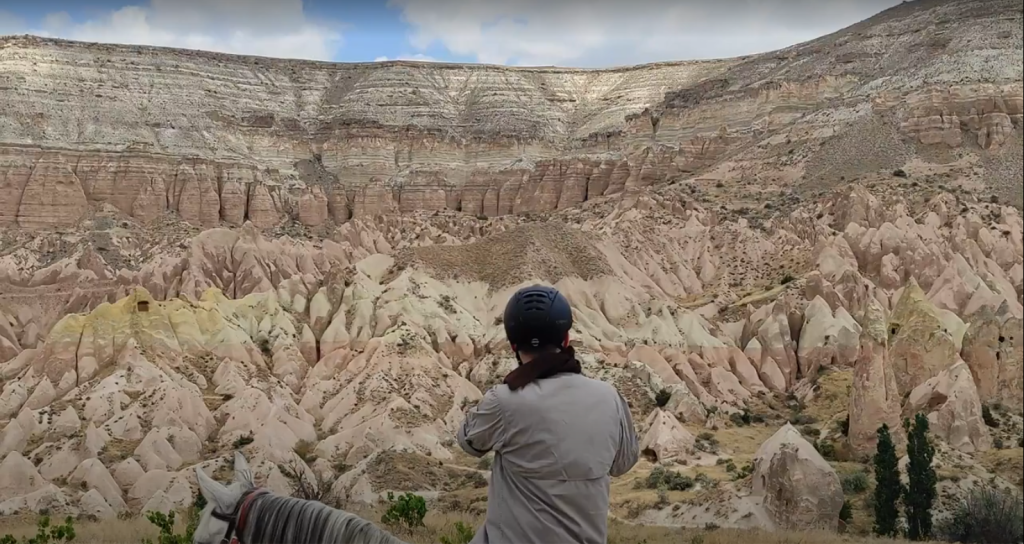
[457,372,640,544]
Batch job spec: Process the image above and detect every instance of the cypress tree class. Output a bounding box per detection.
[905,413,937,540]
[873,423,902,537]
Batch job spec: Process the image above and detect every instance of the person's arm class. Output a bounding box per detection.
[609,392,639,477]
[457,387,505,458]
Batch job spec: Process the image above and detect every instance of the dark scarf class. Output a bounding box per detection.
[504,345,582,391]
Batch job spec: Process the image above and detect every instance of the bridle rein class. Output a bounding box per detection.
[209,488,269,544]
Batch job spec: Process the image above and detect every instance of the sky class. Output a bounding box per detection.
[0,0,904,67]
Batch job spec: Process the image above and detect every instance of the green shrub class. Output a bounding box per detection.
[731,462,753,481]
[639,467,694,492]
[695,432,719,454]
[814,439,837,461]
[477,455,493,470]
[381,491,427,529]
[842,471,870,494]
[840,499,853,524]
[0,516,76,544]
[729,409,753,427]
[937,485,1023,544]
[694,472,717,490]
[140,493,204,544]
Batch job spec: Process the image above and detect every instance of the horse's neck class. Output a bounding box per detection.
[244,494,410,544]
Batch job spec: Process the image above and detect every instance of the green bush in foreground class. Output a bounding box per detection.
[381,491,428,529]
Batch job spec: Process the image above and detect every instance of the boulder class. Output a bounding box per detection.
[751,424,844,532]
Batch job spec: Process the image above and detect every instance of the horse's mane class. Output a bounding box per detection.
[240,492,411,544]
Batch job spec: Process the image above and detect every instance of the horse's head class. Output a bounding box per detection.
[193,451,257,544]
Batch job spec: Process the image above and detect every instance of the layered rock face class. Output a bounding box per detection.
[0,0,1021,230]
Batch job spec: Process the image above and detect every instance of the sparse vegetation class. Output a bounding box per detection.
[729,408,753,427]
[813,438,836,461]
[278,459,344,508]
[232,432,255,449]
[139,493,205,544]
[789,413,818,426]
[731,462,753,481]
[0,516,76,544]
[293,439,318,463]
[937,485,1024,544]
[695,472,717,490]
[696,432,719,454]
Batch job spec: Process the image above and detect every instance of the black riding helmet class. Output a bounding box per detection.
[503,284,573,352]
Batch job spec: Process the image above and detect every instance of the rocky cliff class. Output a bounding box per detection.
[1,0,1021,231]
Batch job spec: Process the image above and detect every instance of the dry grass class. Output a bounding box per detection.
[0,515,187,543]
[802,369,853,425]
[977,447,1024,487]
[0,509,931,544]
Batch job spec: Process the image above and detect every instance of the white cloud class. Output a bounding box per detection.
[8,0,343,61]
[0,10,27,35]
[388,0,903,67]
[374,53,439,62]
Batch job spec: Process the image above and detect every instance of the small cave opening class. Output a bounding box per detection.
[998,335,1006,343]
[889,323,901,336]
[137,300,150,312]
[641,448,659,463]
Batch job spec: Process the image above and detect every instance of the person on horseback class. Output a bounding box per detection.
[458,284,640,544]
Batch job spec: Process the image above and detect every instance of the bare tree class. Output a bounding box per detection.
[277,459,345,509]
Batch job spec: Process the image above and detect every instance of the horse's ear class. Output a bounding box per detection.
[233,451,254,486]
[196,465,232,510]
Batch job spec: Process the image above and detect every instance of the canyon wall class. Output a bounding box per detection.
[0,0,1021,230]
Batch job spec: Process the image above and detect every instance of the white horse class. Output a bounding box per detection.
[193,452,411,544]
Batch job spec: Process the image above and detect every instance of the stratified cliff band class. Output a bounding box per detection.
[1,0,1021,230]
